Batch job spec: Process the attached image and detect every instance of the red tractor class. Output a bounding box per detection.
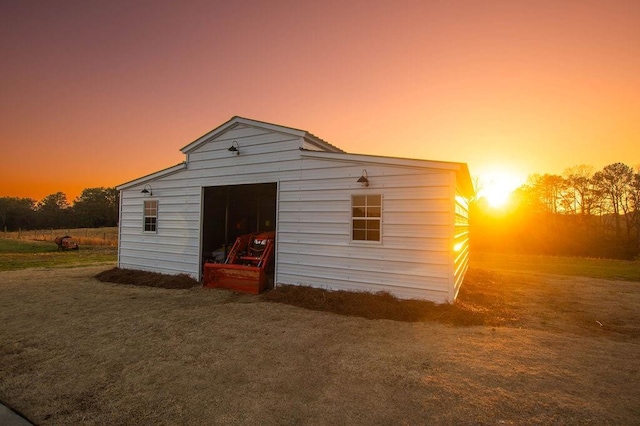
[203,231,275,294]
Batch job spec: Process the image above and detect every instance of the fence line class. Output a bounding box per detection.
[2,227,119,246]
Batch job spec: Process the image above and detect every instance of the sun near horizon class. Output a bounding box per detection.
[0,1,638,202]
[475,169,526,209]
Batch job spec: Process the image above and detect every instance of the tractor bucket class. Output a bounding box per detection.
[203,263,268,294]
[203,231,275,294]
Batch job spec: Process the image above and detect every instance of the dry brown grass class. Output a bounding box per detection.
[1,266,639,425]
[96,267,517,326]
[2,227,118,247]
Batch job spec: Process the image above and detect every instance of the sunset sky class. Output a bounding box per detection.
[1,0,638,202]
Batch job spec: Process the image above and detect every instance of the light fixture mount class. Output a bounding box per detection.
[357,169,369,187]
[141,184,153,196]
[228,140,240,155]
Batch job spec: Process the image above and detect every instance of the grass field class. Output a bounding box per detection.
[0,237,117,271]
[1,227,118,247]
[0,249,639,424]
[471,251,640,281]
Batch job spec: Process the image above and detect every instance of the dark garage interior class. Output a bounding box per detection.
[201,182,277,266]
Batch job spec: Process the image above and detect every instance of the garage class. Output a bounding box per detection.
[201,182,277,287]
[117,116,473,303]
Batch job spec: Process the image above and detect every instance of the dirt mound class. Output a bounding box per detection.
[95,267,199,289]
[95,267,519,325]
[261,269,518,326]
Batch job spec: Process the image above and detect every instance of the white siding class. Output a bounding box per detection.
[118,124,303,278]
[118,188,201,276]
[118,118,471,303]
[276,158,456,302]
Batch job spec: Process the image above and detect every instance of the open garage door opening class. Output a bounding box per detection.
[201,183,277,292]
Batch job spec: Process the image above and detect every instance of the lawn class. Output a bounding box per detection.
[1,227,118,246]
[471,251,640,281]
[0,253,639,424]
[0,238,116,271]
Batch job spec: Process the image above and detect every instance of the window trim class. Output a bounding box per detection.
[350,194,382,243]
[143,199,158,233]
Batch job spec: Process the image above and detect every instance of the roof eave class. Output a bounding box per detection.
[181,116,344,154]
[180,116,311,154]
[456,163,475,198]
[300,149,461,170]
[116,162,187,191]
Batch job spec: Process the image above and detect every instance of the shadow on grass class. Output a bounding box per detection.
[96,267,519,326]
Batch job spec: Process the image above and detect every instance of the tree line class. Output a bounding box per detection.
[0,187,119,232]
[472,162,640,260]
[3,164,639,261]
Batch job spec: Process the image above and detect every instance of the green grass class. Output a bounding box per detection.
[471,252,640,282]
[0,238,116,271]
[0,239,54,254]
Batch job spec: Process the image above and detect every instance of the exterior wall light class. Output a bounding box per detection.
[228,141,240,155]
[357,169,369,187]
[141,184,153,196]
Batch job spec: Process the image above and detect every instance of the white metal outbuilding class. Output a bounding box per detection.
[117,116,474,303]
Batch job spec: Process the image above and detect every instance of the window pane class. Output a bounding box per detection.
[144,200,157,215]
[353,229,366,240]
[367,220,380,231]
[367,206,381,217]
[352,207,365,217]
[144,218,156,232]
[352,195,382,241]
[352,195,366,206]
[353,219,367,230]
[144,201,157,232]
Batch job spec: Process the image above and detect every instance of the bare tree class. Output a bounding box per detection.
[593,163,634,238]
[525,174,566,215]
[563,165,596,215]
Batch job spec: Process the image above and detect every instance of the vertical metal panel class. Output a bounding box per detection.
[451,186,471,300]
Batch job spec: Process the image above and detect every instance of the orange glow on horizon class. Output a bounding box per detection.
[0,1,637,201]
[476,169,526,209]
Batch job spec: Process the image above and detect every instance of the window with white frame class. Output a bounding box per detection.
[351,194,381,241]
[143,200,158,232]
